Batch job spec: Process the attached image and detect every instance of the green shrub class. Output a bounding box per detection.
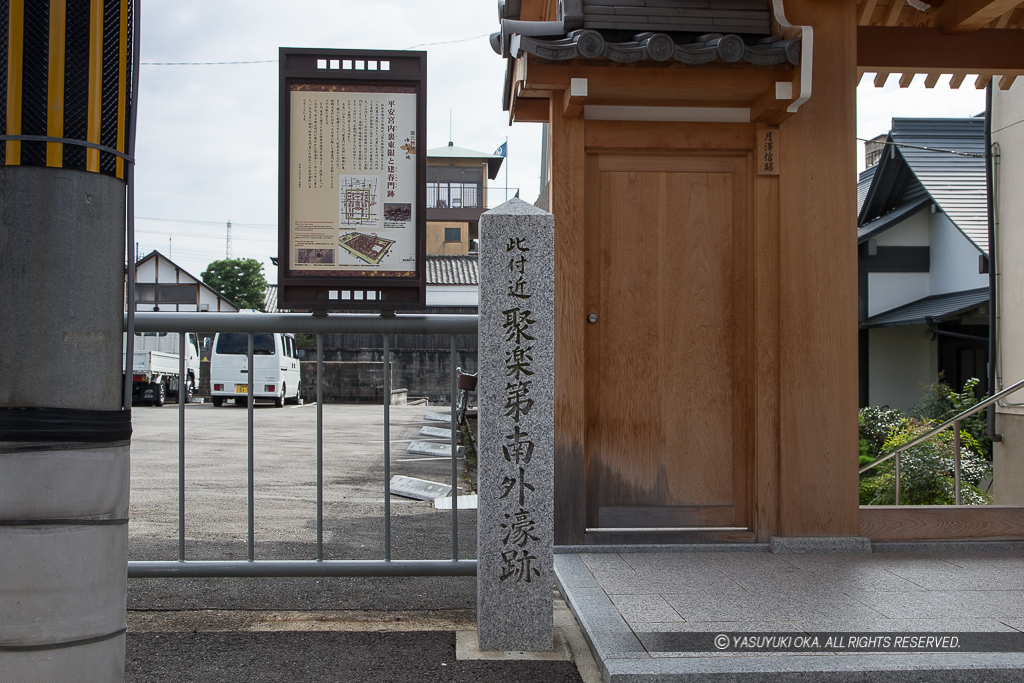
[910,378,991,460]
[859,405,905,458]
[864,416,992,506]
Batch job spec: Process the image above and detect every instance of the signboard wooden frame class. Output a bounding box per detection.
[278,48,427,311]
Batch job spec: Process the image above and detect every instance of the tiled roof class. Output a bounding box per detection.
[427,255,479,286]
[890,118,988,254]
[862,288,988,328]
[857,166,875,216]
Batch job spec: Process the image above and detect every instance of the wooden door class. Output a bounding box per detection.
[584,153,750,539]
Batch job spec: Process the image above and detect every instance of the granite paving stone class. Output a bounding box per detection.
[555,546,1024,681]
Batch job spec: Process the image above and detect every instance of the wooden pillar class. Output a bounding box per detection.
[549,95,587,545]
[777,0,861,536]
[754,126,781,541]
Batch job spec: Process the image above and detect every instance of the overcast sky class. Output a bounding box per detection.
[133,1,986,284]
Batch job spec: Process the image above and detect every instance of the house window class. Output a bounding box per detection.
[444,228,461,243]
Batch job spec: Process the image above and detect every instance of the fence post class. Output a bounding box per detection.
[476,198,555,651]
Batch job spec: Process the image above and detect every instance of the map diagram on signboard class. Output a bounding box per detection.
[339,175,381,227]
[339,232,395,266]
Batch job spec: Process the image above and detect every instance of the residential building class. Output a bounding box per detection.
[425,142,506,255]
[858,118,989,411]
[132,250,240,313]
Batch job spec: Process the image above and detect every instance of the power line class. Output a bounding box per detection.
[136,216,276,228]
[139,34,490,67]
[856,137,985,158]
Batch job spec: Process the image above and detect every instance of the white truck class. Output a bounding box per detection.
[124,332,202,406]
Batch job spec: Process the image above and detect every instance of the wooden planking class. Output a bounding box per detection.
[777,0,860,537]
[861,506,1024,541]
[599,505,738,528]
[551,97,587,545]
[753,129,780,542]
[513,98,550,124]
[585,120,755,151]
[583,153,602,529]
[587,153,749,517]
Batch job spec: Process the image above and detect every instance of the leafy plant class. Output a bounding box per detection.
[910,378,991,460]
[864,416,992,506]
[201,258,268,311]
[859,405,905,459]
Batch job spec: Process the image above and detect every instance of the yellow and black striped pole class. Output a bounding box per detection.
[2,0,133,178]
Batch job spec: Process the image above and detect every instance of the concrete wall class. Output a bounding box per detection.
[868,325,937,411]
[992,83,1024,504]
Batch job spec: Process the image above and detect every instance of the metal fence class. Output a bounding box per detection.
[125,311,478,579]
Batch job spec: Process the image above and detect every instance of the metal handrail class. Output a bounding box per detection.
[859,376,1024,505]
[125,311,479,578]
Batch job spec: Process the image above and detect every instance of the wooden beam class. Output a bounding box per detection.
[940,0,1022,33]
[898,72,915,87]
[583,120,754,151]
[550,98,586,545]
[512,98,550,123]
[950,72,968,88]
[859,26,1024,70]
[884,0,905,26]
[859,0,880,25]
[874,71,891,87]
[999,73,1020,89]
[924,72,942,88]
[995,8,1015,27]
[523,60,788,106]
[975,73,993,88]
[861,506,1024,541]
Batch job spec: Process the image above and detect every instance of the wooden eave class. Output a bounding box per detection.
[856,0,1024,89]
[510,55,797,125]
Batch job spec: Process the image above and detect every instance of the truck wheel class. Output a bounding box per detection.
[212,397,223,407]
[153,381,166,407]
[274,384,285,408]
[184,376,195,403]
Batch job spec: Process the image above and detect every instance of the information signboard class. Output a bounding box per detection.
[278,49,426,310]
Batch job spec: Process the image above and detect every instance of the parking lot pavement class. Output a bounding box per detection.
[126,403,591,682]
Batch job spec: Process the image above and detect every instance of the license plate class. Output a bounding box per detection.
[235,385,249,394]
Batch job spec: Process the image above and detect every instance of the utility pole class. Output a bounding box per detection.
[226,220,233,259]
[0,3,138,678]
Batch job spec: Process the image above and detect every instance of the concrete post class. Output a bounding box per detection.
[0,167,130,680]
[476,198,555,651]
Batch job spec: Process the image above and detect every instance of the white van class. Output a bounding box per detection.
[209,332,301,407]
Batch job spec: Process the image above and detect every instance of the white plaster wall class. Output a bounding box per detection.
[992,83,1024,503]
[868,325,937,411]
[426,285,479,307]
[868,272,929,318]
[874,207,930,246]
[928,212,987,296]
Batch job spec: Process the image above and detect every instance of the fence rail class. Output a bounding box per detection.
[125,312,478,579]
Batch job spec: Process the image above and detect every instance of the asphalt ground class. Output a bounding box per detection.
[126,402,592,682]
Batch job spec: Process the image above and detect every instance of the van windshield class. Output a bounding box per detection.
[216,333,275,355]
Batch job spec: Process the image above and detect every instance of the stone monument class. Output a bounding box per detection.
[477,198,555,651]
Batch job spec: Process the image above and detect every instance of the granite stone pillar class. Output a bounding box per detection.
[477,198,555,651]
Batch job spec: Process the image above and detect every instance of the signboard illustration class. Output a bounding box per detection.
[278,49,426,310]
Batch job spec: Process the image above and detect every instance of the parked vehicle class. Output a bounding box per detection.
[209,332,301,407]
[124,332,201,406]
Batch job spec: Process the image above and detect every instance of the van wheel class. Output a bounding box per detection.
[275,384,285,408]
[184,376,195,403]
[212,397,223,407]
